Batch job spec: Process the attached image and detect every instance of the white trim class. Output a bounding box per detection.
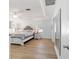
[54,45,61,59]
[39,0,46,16]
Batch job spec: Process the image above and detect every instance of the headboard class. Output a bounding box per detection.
[24,26,33,30]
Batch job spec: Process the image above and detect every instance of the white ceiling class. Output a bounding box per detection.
[9,0,45,17]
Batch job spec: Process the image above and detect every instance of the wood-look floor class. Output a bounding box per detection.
[11,39,57,59]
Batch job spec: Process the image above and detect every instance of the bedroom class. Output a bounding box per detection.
[9,0,69,59]
[9,0,56,59]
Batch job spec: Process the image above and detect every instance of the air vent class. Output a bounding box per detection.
[45,0,56,6]
[25,9,31,11]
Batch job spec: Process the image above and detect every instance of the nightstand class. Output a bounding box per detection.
[34,29,43,40]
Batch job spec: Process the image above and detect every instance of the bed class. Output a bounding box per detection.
[9,26,34,45]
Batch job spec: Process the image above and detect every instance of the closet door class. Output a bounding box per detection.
[54,9,61,55]
[61,0,69,59]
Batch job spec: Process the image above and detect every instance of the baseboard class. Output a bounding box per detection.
[54,45,61,59]
[40,38,52,40]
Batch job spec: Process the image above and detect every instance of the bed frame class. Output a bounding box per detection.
[10,35,33,45]
[10,26,34,46]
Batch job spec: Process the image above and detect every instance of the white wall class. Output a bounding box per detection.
[45,5,55,41]
[22,17,52,38]
[9,0,55,39]
[9,0,56,39]
[39,0,56,40]
[45,5,55,19]
[9,13,52,38]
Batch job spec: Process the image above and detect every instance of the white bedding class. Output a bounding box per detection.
[19,30,34,36]
[10,25,34,45]
[10,30,34,45]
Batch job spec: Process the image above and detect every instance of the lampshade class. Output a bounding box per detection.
[13,15,18,18]
[38,29,43,33]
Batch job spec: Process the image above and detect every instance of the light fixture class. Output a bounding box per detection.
[13,12,19,18]
[38,29,43,33]
[13,15,18,18]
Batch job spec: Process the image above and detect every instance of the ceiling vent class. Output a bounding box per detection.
[45,0,56,6]
[25,9,31,11]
